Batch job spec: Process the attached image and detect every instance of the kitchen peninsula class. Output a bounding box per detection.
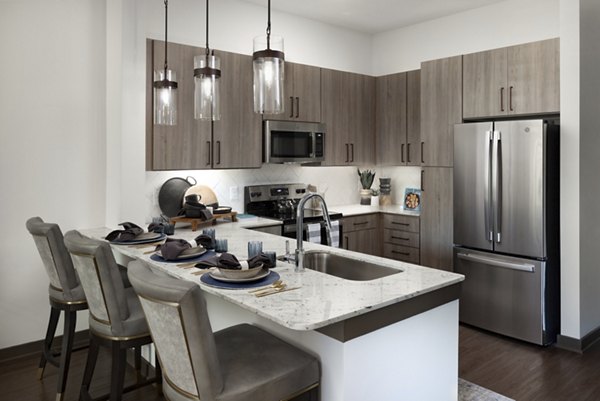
[82,217,463,401]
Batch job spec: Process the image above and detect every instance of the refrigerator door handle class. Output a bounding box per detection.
[485,130,493,242]
[457,252,534,273]
[494,130,503,243]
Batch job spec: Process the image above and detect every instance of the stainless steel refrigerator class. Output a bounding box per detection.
[453,119,560,345]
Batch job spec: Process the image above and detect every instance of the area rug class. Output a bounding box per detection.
[458,378,515,401]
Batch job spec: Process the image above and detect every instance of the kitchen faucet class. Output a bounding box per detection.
[295,193,332,272]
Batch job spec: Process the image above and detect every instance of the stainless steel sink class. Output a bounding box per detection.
[303,251,402,281]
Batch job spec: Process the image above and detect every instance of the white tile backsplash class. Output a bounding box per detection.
[146,164,421,222]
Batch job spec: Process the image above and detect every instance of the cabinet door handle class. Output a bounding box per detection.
[401,143,405,163]
[206,141,211,166]
[391,222,410,226]
[353,221,369,226]
[421,142,425,164]
[391,250,410,256]
[421,170,425,191]
[391,236,410,241]
[407,143,411,163]
[500,87,505,112]
[295,97,300,118]
[216,140,221,165]
[345,143,349,162]
[509,86,514,111]
[350,143,354,162]
[344,236,349,250]
[289,96,294,118]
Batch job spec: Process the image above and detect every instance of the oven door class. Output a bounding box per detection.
[282,220,343,247]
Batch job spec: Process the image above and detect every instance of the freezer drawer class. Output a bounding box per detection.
[454,247,553,345]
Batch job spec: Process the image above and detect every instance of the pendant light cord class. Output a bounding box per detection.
[205,0,210,56]
[163,0,169,74]
[266,0,271,49]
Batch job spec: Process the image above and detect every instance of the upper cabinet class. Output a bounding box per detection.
[321,69,375,166]
[463,38,559,119]
[420,56,462,168]
[375,70,420,166]
[264,62,321,122]
[146,40,261,171]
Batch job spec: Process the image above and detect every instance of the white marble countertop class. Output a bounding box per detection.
[331,204,421,217]
[81,219,461,332]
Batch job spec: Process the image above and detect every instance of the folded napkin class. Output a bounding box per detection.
[106,222,144,242]
[194,234,215,250]
[248,253,275,269]
[196,252,241,270]
[155,238,191,260]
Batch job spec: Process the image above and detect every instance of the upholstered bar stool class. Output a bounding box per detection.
[26,217,89,401]
[63,230,160,401]
[128,260,321,401]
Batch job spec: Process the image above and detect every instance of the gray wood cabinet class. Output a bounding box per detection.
[463,38,559,119]
[146,40,261,170]
[420,56,462,168]
[342,214,381,256]
[321,69,375,166]
[212,50,262,169]
[382,214,420,264]
[375,70,420,166]
[147,40,212,170]
[420,167,453,271]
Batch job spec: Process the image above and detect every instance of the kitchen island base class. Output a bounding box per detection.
[205,293,459,401]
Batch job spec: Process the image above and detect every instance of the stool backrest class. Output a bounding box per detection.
[26,217,80,300]
[128,260,223,400]
[64,230,130,336]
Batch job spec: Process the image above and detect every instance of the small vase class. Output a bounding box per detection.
[360,189,371,205]
[371,196,379,206]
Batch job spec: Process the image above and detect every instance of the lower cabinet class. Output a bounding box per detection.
[342,214,381,256]
[382,214,420,264]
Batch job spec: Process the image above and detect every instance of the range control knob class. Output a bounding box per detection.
[251,192,262,198]
[296,189,306,194]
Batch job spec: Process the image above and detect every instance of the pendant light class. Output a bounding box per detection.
[194,0,221,120]
[153,0,178,126]
[253,0,285,114]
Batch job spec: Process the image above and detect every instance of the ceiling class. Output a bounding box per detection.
[239,0,506,34]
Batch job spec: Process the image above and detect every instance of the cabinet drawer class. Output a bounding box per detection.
[383,229,419,248]
[383,244,420,264]
[343,214,379,233]
[382,214,419,233]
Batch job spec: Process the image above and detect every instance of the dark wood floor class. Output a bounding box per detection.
[3,325,600,401]
[460,325,600,401]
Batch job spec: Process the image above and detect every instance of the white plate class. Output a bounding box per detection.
[157,246,207,260]
[209,268,270,283]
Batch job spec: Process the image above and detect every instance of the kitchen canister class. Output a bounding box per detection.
[379,178,392,206]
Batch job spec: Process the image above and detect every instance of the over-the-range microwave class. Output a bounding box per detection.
[263,120,325,164]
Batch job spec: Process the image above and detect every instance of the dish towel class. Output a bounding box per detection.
[329,220,340,248]
[306,223,322,244]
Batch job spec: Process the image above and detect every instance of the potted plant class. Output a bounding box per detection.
[357,169,375,205]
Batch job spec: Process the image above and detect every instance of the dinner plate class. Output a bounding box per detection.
[157,246,207,261]
[109,232,165,245]
[209,268,270,283]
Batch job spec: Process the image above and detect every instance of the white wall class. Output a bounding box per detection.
[0,0,107,348]
[372,0,560,75]
[578,0,600,337]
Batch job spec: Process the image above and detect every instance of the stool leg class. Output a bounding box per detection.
[134,346,142,383]
[155,355,162,394]
[109,342,126,401]
[39,306,61,380]
[80,335,99,401]
[56,310,76,401]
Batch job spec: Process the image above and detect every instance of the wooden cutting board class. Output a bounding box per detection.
[183,185,218,207]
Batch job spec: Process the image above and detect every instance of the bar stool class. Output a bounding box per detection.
[26,217,89,401]
[63,230,160,401]
[127,260,320,401]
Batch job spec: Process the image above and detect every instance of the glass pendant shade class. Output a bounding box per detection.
[194,55,221,120]
[253,35,284,114]
[153,69,178,125]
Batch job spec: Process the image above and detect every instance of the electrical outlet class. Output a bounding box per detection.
[230,186,239,201]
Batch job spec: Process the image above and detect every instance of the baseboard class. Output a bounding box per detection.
[556,325,600,354]
[0,330,89,365]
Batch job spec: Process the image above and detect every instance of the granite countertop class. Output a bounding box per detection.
[82,219,461,332]
[331,204,421,217]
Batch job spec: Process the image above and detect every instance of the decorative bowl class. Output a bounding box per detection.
[217,263,264,279]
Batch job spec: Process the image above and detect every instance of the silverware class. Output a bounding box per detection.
[248,280,283,294]
[255,287,301,298]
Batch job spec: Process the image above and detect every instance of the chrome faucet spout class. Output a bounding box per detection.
[295,193,332,272]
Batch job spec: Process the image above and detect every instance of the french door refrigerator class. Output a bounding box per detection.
[453,120,560,345]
